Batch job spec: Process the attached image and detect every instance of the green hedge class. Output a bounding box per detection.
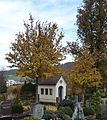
[59,106,73,117]
[11,104,23,114]
[58,99,74,111]
[42,110,54,120]
[11,95,23,114]
[63,114,71,120]
[83,107,95,116]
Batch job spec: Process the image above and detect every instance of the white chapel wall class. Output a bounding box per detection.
[56,76,67,100]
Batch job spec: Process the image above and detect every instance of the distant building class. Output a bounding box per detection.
[38,75,67,104]
[6,80,24,87]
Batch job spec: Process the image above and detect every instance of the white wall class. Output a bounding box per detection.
[38,76,67,103]
[56,76,66,100]
[38,85,56,103]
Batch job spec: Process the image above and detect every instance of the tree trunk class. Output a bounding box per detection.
[81,88,85,106]
[35,78,39,103]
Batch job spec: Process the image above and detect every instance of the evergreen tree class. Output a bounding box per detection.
[0,70,7,93]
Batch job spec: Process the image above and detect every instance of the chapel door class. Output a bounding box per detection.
[58,86,63,102]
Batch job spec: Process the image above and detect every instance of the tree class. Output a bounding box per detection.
[67,0,107,82]
[91,88,103,111]
[6,15,65,102]
[67,48,102,103]
[20,82,36,99]
[0,70,7,93]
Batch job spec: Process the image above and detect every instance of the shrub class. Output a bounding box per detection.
[83,107,95,116]
[58,99,74,111]
[11,95,23,114]
[59,106,73,117]
[0,83,7,93]
[44,110,54,114]
[20,82,36,98]
[96,112,102,119]
[12,104,23,114]
[42,113,54,120]
[55,110,65,119]
[42,110,54,120]
[63,114,71,120]
[22,116,40,120]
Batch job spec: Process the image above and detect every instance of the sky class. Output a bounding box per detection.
[0,0,83,70]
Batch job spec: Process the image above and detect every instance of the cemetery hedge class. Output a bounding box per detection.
[11,95,23,114]
[59,106,73,117]
[42,110,54,120]
[20,82,36,98]
[12,104,23,114]
[58,99,74,111]
[83,107,95,116]
[63,114,71,120]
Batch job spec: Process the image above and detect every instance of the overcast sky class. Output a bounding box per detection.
[0,0,83,70]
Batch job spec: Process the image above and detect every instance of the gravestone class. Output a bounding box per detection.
[30,103,36,113]
[30,103,44,119]
[100,105,106,114]
[72,102,84,120]
[0,100,13,115]
[86,100,91,107]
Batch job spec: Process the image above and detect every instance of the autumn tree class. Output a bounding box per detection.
[67,48,102,103]
[0,70,7,94]
[6,15,65,102]
[67,0,107,82]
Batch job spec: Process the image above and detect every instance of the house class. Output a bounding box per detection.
[38,62,74,104]
[6,79,24,87]
[38,75,67,104]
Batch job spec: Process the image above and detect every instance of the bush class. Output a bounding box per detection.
[20,82,36,98]
[83,107,95,116]
[59,106,73,117]
[12,104,23,114]
[63,114,71,120]
[42,113,54,120]
[11,95,23,114]
[96,112,102,119]
[0,83,7,93]
[58,99,74,111]
[22,116,40,120]
[55,110,65,119]
[42,110,54,120]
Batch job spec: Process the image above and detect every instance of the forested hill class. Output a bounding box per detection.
[4,69,18,76]
[3,62,74,76]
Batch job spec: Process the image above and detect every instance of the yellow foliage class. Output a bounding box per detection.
[6,15,66,81]
[67,48,102,91]
[23,105,30,112]
[7,85,22,94]
[43,105,57,111]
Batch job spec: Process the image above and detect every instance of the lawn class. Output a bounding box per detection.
[8,75,22,80]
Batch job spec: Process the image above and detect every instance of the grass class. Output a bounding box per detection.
[8,75,21,80]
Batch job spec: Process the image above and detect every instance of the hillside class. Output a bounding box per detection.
[3,62,74,76]
[4,69,18,76]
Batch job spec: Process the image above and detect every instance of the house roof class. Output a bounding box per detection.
[38,75,61,85]
[38,62,74,85]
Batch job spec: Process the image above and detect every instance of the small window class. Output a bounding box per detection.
[41,88,44,95]
[45,89,48,95]
[49,89,53,95]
